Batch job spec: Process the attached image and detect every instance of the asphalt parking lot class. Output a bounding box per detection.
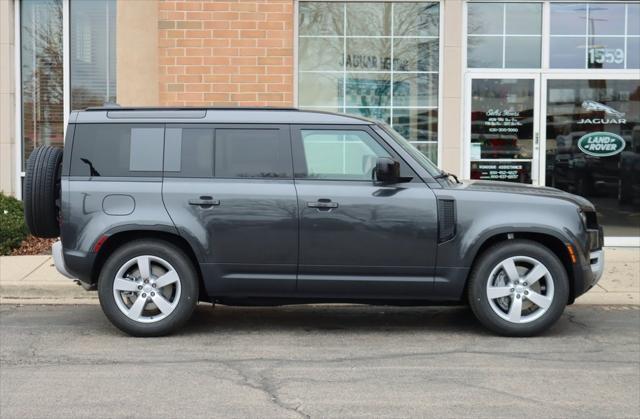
[1,304,639,418]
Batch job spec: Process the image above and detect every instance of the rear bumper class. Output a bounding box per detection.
[52,241,74,279]
[53,241,96,290]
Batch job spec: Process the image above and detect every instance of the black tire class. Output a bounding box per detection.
[468,239,569,337]
[23,146,63,238]
[98,240,199,337]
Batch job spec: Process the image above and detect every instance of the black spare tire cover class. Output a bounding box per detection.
[23,146,63,238]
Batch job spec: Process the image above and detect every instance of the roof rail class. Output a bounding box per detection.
[81,106,300,112]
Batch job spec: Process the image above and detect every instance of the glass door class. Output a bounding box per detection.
[542,75,640,239]
[465,74,541,184]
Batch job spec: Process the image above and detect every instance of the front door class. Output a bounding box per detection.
[291,126,439,298]
[465,74,541,184]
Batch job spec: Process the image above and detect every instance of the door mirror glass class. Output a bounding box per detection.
[375,157,401,183]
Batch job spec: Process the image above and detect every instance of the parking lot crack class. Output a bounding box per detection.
[220,361,310,419]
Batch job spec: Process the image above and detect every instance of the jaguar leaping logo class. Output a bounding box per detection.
[581,100,626,118]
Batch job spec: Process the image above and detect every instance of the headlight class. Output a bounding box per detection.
[578,209,588,229]
[578,208,599,230]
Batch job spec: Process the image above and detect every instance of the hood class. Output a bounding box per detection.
[458,180,595,210]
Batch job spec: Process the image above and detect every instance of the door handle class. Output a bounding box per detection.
[188,196,220,207]
[307,199,338,210]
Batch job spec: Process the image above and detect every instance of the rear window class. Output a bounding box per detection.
[214,128,291,178]
[70,124,163,177]
[164,128,214,178]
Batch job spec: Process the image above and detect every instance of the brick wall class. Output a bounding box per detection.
[158,0,294,107]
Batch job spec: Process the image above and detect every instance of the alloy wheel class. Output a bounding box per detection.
[486,256,555,324]
[112,255,182,323]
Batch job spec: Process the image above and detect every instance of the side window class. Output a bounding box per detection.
[164,128,214,178]
[298,129,391,180]
[214,129,292,178]
[70,124,163,177]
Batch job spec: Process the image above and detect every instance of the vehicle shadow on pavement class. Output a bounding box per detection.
[170,304,583,338]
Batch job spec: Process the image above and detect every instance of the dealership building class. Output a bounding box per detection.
[0,0,638,244]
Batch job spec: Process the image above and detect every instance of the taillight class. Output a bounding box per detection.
[93,235,109,253]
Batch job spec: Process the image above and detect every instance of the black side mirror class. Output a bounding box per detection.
[375,157,401,184]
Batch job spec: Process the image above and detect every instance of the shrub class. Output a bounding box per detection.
[0,193,28,255]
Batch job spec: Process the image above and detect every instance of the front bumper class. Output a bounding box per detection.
[589,249,604,285]
[52,240,75,279]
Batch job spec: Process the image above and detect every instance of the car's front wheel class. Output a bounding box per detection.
[98,240,199,337]
[468,239,569,336]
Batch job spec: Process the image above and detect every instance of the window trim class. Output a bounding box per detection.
[14,0,21,199]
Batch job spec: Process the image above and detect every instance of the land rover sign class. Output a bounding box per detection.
[577,132,626,157]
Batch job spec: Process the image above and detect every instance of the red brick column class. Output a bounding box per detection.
[158,0,294,107]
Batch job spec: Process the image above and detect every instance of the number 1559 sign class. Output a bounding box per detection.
[588,47,624,65]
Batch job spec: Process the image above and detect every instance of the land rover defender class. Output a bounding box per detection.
[23,107,604,336]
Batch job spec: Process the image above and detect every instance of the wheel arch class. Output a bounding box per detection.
[91,229,207,301]
[464,231,577,304]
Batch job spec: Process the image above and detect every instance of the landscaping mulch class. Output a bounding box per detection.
[10,236,56,256]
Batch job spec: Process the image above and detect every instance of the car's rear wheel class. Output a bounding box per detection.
[98,240,199,337]
[468,239,569,336]
[23,146,63,238]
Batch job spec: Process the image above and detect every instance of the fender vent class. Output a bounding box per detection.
[437,198,456,243]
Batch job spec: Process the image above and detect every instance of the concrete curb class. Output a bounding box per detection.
[1,248,638,306]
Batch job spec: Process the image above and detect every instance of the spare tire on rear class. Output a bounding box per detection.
[23,146,63,238]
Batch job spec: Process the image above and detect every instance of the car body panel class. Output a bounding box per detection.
[295,180,438,298]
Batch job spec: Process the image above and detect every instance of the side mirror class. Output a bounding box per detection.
[375,157,401,184]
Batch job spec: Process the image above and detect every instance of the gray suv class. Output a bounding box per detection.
[23,107,604,337]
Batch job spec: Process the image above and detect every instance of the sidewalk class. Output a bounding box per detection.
[1,248,638,305]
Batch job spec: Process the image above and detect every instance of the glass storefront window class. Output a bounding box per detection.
[20,0,117,172]
[21,0,64,170]
[545,79,640,237]
[298,1,440,163]
[70,0,117,109]
[467,2,542,69]
[549,3,640,69]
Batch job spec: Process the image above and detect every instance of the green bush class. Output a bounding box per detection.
[0,193,28,255]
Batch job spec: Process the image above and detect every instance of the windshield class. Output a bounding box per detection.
[379,124,441,178]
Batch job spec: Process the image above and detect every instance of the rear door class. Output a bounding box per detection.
[162,124,298,296]
[291,125,438,298]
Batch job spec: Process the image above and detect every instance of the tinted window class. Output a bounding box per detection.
[214,129,291,178]
[164,128,214,178]
[70,124,163,177]
[298,129,390,180]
